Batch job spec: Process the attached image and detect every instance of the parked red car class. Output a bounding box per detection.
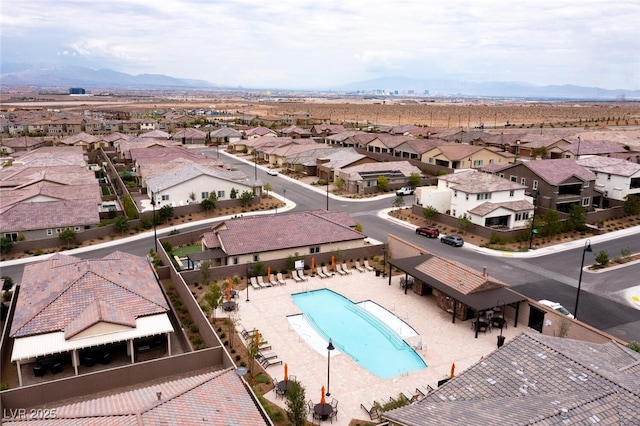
[415,226,440,238]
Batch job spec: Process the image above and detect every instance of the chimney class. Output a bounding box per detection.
[156,391,162,401]
[483,267,487,277]
[560,408,568,420]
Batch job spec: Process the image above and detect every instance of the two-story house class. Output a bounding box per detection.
[416,170,533,229]
[577,156,640,204]
[492,159,599,213]
[422,143,514,169]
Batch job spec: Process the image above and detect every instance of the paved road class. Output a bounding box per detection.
[2,148,639,343]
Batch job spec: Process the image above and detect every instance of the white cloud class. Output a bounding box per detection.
[1,0,638,89]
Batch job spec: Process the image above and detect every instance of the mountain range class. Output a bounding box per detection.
[1,64,639,100]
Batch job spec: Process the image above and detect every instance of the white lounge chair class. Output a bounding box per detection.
[292,271,302,282]
[354,261,366,273]
[335,263,347,275]
[341,263,353,274]
[363,260,375,271]
[250,276,261,290]
[269,274,278,286]
[276,272,286,285]
[322,265,333,277]
[257,275,269,288]
[297,269,309,281]
[317,266,328,279]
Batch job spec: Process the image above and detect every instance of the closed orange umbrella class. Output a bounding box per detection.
[320,386,326,405]
[331,256,335,271]
[450,362,455,378]
[267,266,271,278]
[284,363,288,381]
[226,278,232,301]
[254,330,260,348]
[311,257,315,270]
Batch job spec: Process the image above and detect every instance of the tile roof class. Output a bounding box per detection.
[439,170,526,193]
[433,143,486,161]
[468,199,535,216]
[139,129,170,139]
[171,128,207,139]
[208,210,363,256]
[209,126,242,137]
[415,255,507,295]
[244,126,277,137]
[146,163,253,193]
[59,132,100,145]
[10,251,169,338]
[340,161,422,181]
[0,199,100,232]
[12,146,86,167]
[3,368,269,426]
[2,136,46,148]
[576,156,640,177]
[383,333,640,425]
[559,139,628,156]
[0,182,101,208]
[514,159,596,185]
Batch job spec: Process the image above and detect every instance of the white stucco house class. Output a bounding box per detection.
[145,164,261,210]
[576,157,640,202]
[415,170,534,229]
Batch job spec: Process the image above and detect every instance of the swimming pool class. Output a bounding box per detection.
[291,289,426,379]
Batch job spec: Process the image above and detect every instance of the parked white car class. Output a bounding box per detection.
[267,169,279,176]
[396,187,414,196]
[538,300,574,318]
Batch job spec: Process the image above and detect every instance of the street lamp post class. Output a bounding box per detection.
[326,339,334,397]
[246,264,253,302]
[254,150,257,181]
[528,191,539,250]
[574,240,593,320]
[151,193,158,253]
[326,177,329,210]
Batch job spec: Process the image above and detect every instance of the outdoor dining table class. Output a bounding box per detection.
[222,301,236,311]
[314,403,333,421]
[277,380,289,394]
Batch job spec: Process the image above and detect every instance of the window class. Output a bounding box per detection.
[217,190,225,198]
[3,233,18,242]
[454,191,457,198]
[509,190,515,197]
[489,159,494,164]
[253,254,259,262]
[607,174,611,181]
[515,212,530,221]
[84,225,91,230]
[510,175,517,182]
[583,181,589,188]
[56,228,61,234]
[233,257,239,265]
[532,180,538,190]
[465,194,469,200]
[201,192,209,199]
[476,193,491,200]
[473,159,483,167]
[452,210,456,216]
[499,173,504,178]
[520,177,526,185]
[161,194,169,201]
[310,246,320,254]
[582,198,590,206]
[428,157,434,164]
[47,229,53,236]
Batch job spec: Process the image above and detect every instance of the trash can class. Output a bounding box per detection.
[497,335,505,348]
[375,269,381,277]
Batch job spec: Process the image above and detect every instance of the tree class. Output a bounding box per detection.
[333,177,345,193]
[285,379,307,426]
[457,213,473,233]
[408,172,421,188]
[1,276,14,291]
[123,194,139,219]
[114,215,129,235]
[230,187,238,199]
[189,192,196,202]
[200,260,212,286]
[565,204,586,232]
[423,206,438,221]
[202,282,223,321]
[201,197,215,212]
[392,196,405,209]
[377,175,389,192]
[595,250,610,267]
[622,195,640,216]
[541,210,562,237]
[0,237,13,255]
[240,190,255,206]
[263,182,272,198]
[247,330,265,377]
[158,204,174,223]
[59,228,77,248]
[354,221,363,232]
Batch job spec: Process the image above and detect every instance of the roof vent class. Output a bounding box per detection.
[156,391,162,401]
[560,408,568,420]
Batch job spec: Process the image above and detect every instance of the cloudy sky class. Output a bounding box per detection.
[1,0,638,90]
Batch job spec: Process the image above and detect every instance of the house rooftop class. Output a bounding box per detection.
[439,170,526,193]
[577,156,640,176]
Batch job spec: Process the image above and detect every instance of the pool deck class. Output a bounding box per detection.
[231,270,523,425]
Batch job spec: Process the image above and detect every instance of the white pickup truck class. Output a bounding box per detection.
[396,187,414,196]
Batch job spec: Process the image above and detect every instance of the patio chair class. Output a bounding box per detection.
[269,274,278,286]
[363,260,375,271]
[241,326,257,340]
[277,272,287,285]
[307,399,315,414]
[250,276,260,290]
[322,265,333,277]
[317,266,328,279]
[360,402,380,420]
[297,269,309,281]
[274,380,285,399]
[257,275,269,288]
[341,263,353,274]
[260,356,283,368]
[416,385,434,398]
[335,263,347,275]
[354,261,366,273]
[292,271,302,282]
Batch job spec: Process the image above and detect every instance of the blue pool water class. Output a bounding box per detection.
[291,289,426,379]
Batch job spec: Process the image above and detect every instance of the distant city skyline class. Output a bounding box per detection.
[1,1,639,91]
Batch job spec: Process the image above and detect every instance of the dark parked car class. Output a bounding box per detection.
[440,235,464,247]
[415,226,439,238]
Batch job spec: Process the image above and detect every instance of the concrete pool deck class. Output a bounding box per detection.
[230,270,524,425]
